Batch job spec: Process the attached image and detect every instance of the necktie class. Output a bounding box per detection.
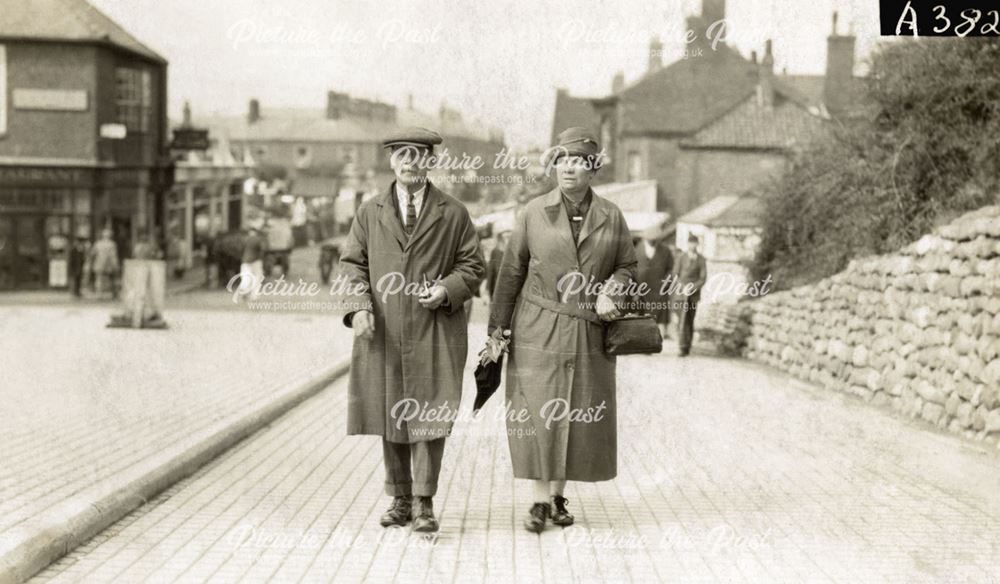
[405,192,417,234]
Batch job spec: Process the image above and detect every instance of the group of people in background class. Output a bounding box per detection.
[66,227,191,300]
[632,230,707,357]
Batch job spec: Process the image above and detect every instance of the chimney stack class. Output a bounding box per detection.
[326,91,349,119]
[612,71,625,94]
[648,36,663,73]
[757,40,774,109]
[407,94,414,110]
[247,99,260,124]
[702,0,726,27]
[181,100,192,128]
[823,11,856,116]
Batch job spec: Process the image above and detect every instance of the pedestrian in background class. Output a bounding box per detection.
[673,233,707,357]
[90,228,120,300]
[486,230,509,299]
[488,127,637,533]
[239,226,265,301]
[634,228,674,339]
[67,236,88,299]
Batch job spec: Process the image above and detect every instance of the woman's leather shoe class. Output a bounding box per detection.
[551,495,574,527]
[523,502,551,533]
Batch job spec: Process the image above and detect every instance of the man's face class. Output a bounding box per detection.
[554,155,595,193]
[390,145,432,188]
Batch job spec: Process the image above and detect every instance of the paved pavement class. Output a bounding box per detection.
[30,325,1000,583]
[0,294,354,580]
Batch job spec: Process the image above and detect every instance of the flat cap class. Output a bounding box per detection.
[381,126,443,149]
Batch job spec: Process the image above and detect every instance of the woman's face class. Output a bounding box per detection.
[555,155,595,193]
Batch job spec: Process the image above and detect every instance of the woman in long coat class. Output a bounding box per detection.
[488,127,637,533]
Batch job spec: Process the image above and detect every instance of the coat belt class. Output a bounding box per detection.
[521,292,602,326]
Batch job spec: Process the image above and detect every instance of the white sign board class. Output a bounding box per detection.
[13,88,89,111]
[100,123,128,139]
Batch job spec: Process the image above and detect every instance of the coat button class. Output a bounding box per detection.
[566,362,574,370]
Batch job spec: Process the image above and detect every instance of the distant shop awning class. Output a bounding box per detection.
[594,180,658,212]
[677,195,763,229]
[623,211,670,237]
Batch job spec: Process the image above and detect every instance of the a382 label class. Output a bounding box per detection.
[881,0,1000,36]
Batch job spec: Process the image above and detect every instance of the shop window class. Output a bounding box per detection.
[115,68,152,134]
[74,189,91,214]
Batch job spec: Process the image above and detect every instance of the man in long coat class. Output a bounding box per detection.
[634,230,674,338]
[673,233,707,356]
[338,127,485,533]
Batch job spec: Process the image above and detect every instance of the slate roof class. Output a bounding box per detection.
[0,0,166,63]
[677,194,763,228]
[682,93,825,151]
[706,195,764,228]
[614,45,760,136]
[197,106,498,144]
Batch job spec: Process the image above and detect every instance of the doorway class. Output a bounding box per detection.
[0,215,47,290]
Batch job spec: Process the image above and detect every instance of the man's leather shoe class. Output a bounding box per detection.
[523,502,551,533]
[551,495,574,527]
[379,495,412,527]
[412,496,439,533]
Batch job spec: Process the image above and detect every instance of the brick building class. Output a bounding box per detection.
[0,0,171,290]
[552,0,863,221]
[200,92,508,232]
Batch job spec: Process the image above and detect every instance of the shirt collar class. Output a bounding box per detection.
[560,188,592,211]
[395,181,427,202]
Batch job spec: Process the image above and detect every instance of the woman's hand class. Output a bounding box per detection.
[595,293,621,321]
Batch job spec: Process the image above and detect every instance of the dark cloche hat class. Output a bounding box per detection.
[545,126,604,169]
[554,127,600,157]
[381,126,443,149]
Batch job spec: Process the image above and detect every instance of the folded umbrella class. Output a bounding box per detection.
[473,328,511,413]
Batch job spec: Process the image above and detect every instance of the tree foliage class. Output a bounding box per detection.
[751,37,1000,289]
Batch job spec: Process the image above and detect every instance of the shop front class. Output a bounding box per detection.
[0,165,167,290]
[0,166,96,290]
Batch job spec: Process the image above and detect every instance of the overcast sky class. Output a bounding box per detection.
[91,0,883,149]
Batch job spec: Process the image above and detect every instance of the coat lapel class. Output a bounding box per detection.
[577,193,608,247]
[377,185,407,250]
[404,183,444,251]
[542,188,578,261]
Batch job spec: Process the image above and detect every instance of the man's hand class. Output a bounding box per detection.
[418,285,449,310]
[352,310,375,341]
[595,293,621,321]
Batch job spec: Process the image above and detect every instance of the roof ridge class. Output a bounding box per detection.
[64,0,165,62]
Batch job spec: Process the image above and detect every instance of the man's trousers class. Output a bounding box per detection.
[382,437,446,497]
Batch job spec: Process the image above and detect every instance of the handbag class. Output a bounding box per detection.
[603,313,663,355]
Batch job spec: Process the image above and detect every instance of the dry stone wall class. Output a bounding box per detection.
[734,205,1000,445]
